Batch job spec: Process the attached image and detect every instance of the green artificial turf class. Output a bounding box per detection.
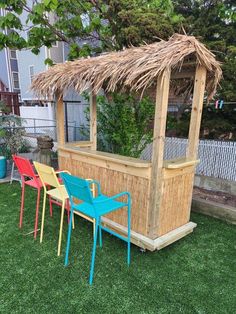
[0,182,236,314]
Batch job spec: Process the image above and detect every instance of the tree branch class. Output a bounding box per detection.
[22,3,71,44]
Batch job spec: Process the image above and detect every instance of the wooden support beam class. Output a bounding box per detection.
[187,66,207,159]
[90,91,97,150]
[148,69,170,238]
[171,71,195,80]
[56,95,65,146]
[186,65,207,222]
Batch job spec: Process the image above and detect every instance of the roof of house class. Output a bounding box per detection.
[31,34,222,99]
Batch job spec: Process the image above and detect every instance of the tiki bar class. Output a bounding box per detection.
[31,34,221,251]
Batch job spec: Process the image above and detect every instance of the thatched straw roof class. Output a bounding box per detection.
[31,34,222,100]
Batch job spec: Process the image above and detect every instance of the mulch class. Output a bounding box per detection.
[193,186,236,207]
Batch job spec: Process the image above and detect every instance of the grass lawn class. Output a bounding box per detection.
[0,182,236,314]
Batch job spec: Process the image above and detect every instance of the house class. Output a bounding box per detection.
[0,5,95,135]
[0,9,20,116]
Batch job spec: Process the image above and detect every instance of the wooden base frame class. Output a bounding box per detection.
[102,217,197,251]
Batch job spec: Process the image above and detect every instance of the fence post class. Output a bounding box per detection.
[64,101,69,142]
[33,118,36,135]
[73,121,76,141]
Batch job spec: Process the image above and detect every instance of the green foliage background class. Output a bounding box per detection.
[173,0,236,100]
[84,93,155,157]
[174,104,236,140]
[0,1,235,99]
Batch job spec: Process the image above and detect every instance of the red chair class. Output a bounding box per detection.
[13,155,44,239]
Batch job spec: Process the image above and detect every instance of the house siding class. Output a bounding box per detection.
[18,47,47,101]
[0,49,10,89]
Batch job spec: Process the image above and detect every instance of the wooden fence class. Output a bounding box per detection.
[141,137,236,182]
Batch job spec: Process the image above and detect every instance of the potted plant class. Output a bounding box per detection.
[0,101,28,178]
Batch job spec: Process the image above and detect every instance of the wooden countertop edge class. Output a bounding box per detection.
[58,145,152,168]
[164,158,200,169]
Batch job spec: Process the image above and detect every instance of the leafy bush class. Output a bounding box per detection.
[0,104,28,158]
[170,105,236,140]
[84,93,155,158]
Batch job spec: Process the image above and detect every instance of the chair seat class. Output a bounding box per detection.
[47,186,68,201]
[74,195,126,218]
[25,177,42,189]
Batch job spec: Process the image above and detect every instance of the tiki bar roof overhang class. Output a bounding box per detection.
[31,34,222,100]
[31,34,222,251]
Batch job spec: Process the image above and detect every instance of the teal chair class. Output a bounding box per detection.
[61,172,131,285]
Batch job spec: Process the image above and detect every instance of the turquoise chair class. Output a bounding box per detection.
[61,172,131,285]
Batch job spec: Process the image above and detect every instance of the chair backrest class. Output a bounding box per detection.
[61,172,93,205]
[33,161,60,188]
[13,155,36,178]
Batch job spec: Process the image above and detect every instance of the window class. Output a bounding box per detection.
[12,72,20,89]
[29,65,34,83]
[10,49,17,59]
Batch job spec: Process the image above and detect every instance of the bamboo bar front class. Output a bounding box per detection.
[57,143,199,250]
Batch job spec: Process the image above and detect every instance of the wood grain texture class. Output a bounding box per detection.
[148,69,170,238]
[157,167,195,236]
[58,147,197,246]
[56,96,65,146]
[187,66,207,159]
[59,152,151,236]
[90,91,97,150]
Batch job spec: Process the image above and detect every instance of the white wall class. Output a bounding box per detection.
[20,106,55,127]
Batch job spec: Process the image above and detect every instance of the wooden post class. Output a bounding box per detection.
[148,69,170,239]
[56,95,65,146]
[186,65,207,221]
[187,66,207,159]
[90,90,97,150]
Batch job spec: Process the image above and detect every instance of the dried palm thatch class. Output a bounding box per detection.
[31,34,222,100]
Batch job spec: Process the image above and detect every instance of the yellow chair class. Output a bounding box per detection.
[34,162,95,256]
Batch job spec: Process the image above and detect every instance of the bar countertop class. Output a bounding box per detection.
[58,142,152,168]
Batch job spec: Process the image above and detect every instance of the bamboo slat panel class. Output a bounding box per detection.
[157,167,195,236]
[59,152,151,236]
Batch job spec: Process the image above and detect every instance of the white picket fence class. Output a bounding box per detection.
[141,138,236,182]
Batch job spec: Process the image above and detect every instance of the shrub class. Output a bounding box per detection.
[84,92,155,158]
[0,103,27,158]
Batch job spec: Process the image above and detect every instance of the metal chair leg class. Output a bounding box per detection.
[93,219,95,236]
[40,192,47,243]
[65,207,74,266]
[19,183,25,228]
[34,188,41,239]
[72,213,75,229]
[49,196,53,217]
[99,216,102,248]
[57,200,65,256]
[127,203,131,266]
[89,219,99,285]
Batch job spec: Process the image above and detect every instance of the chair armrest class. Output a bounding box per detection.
[56,170,71,175]
[94,191,131,205]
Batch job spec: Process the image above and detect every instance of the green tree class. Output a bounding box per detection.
[84,93,155,157]
[171,104,236,140]
[0,0,182,62]
[173,0,236,100]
